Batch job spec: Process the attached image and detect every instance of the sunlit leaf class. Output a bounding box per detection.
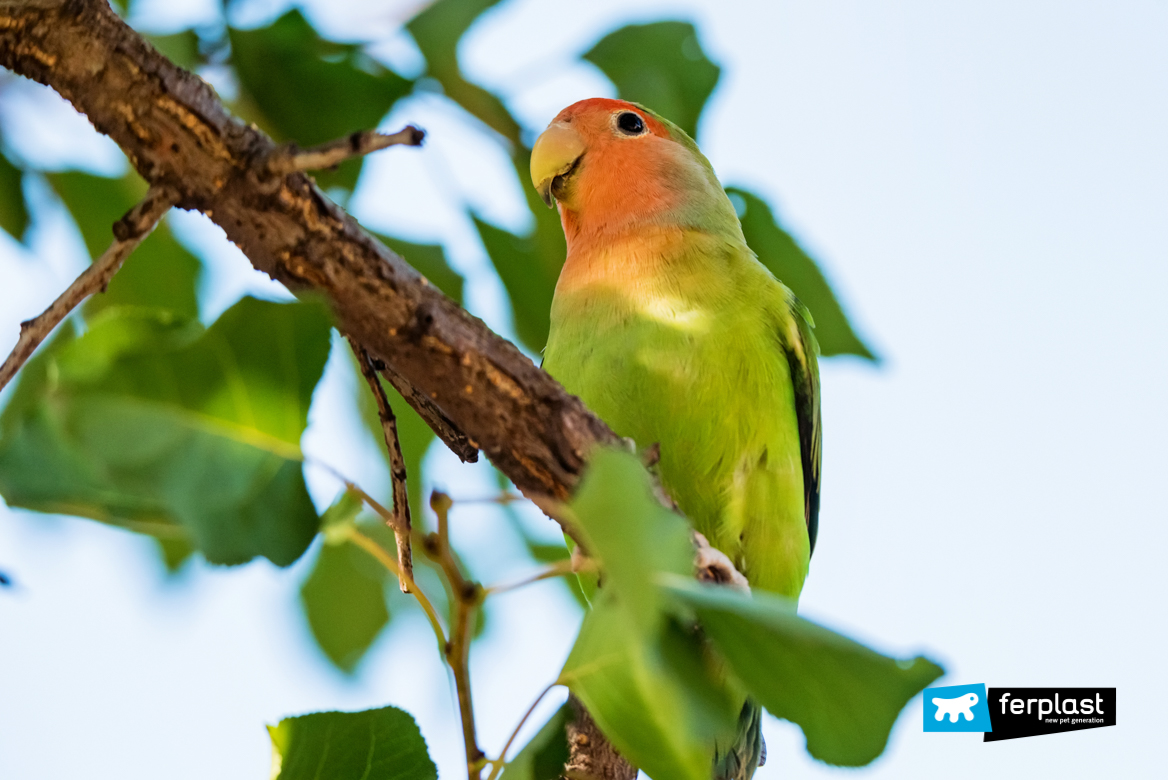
[502,703,571,780]
[559,594,736,780]
[229,10,413,191]
[584,21,720,139]
[664,577,943,766]
[0,151,28,241]
[0,298,331,566]
[728,187,877,360]
[48,171,201,319]
[268,706,437,780]
[567,448,692,633]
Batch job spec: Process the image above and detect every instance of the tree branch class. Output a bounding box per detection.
[0,183,175,393]
[565,695,638,780]
[372,357,480,463]
[265,125,425,176]
[426,492,485,779]
[350,338,414,593]
[1,0,609,504]
[0,5,738,778]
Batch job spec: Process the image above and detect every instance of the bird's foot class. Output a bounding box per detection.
[693,532,750,593]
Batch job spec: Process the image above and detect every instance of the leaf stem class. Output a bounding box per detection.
[485,682,557,780]
[484,558,579,596]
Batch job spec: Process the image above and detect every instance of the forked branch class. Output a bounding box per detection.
[350,338,415,592]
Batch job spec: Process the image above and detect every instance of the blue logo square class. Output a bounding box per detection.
[923,683,992,732]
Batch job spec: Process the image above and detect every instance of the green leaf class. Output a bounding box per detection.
[145,29,200,70]
[0,151,28,241]
[229,10,413,191]
[407,0,520,145]
[567,448,692,633]
[559,594,736,780]
[583,22,721,139]
[502,703,571,780]
[0,298,332,566]
[301,541,391,673]
[48,171,201,319]
[268,706,437,780]
[664,577,944,767]
[728,187,876,361]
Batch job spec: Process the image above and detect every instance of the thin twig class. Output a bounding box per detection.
[451,492,524,505]
[0,185,176,393]
[426,491,486,779]
[376,361,479,462]
[484,558,583,597]
[486,682,558,780]
[350,338,414,592]
[266,125,425,175]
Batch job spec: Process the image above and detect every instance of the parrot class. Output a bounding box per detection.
[530,98,821,779]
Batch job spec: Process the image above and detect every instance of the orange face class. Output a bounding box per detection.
[531,99,707,253]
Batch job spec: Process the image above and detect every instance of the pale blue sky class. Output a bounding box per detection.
[1,1,1165,778]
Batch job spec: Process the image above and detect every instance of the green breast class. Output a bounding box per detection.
[543,239,810,597]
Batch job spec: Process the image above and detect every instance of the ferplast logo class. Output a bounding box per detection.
[922,684,1116,741]
[923,683,992,732]
[984,688,1116,742]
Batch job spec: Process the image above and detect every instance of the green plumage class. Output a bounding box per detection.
[542,208,819,600]
[538,103,821,780]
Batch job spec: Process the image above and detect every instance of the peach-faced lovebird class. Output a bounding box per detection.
[531,99,821,779]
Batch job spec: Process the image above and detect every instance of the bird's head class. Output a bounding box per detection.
[529,98,740,248]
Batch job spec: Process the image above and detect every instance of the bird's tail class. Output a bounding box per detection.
[712,699,765,780]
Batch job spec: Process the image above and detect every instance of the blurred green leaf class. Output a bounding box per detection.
[502,702,571,780]
[407,0,520,144]
[0,152,28,241]
[557,449,737,779]
[728,187,877,361]
[229,10,413,191]
[268,706,437,780]
[155,537,195,572]
[48,171,200,319]
[559,594,735,780]
[145,29,200,70]
[473,215,560,353]
[567,448,692,633]
[0,297,331,566]
[665,578,943,766]
[584,22,720,140]
[301,541,391,673]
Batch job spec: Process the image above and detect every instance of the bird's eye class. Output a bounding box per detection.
[616,111,645,135]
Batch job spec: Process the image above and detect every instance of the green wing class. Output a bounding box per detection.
[778,293,822,555]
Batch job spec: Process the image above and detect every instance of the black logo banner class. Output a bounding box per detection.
[984,688,1115,742]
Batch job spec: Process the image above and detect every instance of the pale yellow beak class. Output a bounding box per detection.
[530,122,585,208]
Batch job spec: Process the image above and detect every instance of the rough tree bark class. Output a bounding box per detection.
[0,0,634,775]
[0,0,617,501]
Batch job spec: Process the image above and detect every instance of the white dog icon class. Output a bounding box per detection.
[933,692,979,722]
